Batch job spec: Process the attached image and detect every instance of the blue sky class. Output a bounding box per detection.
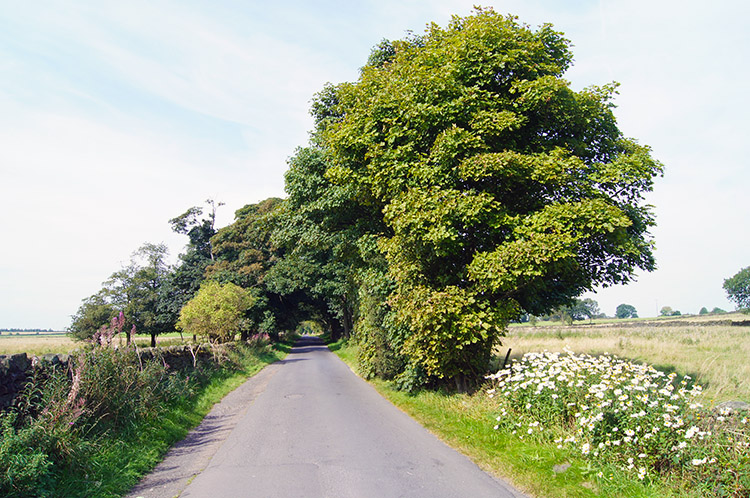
[1,0,748,328]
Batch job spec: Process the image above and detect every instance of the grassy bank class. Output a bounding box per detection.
[329,329,748,498]
[0,340,290,498]
[329,340,608,497]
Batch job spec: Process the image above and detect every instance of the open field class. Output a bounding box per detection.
[501,313,750,404]
[0,332,76,355]
[0,331,190,356]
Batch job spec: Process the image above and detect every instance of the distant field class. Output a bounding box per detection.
[0,331,188,356]
[501,312,750,404]
[0,331,76,356]
[5,315,748,406]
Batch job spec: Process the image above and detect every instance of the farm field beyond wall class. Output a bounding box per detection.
[502,314,750,404]
[4,316,749,404]
[0,332,186,356]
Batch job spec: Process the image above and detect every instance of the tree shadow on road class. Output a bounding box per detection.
[288,335,328,355]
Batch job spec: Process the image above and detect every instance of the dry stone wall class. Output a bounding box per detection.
[0,344,224,412]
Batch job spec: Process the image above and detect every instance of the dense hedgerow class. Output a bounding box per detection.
[0,338,277,498]
[487,349,749,496]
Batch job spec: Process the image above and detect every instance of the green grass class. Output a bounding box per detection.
[327,340,701,498]
[1,342,289,498]
[79,345,287,497]
[502,319,750,403]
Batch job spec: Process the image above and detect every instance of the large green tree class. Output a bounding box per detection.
[207,198,309,339]
[103,243,173,346]
[318,9,662,387]
[265,147,385,340]
[207,198,282,289]
[159,201,223,330]
[723,266,750,310]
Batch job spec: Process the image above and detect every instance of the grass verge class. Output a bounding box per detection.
[1,341,291,498]
[327,339,728,498]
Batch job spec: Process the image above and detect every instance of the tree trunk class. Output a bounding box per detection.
[330,321,342,342]
[454,374,469,394]
[341,314,351,340]
[340,298,354,339]
[150,333,156,348]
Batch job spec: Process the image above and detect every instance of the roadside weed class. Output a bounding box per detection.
[487,349,749,496]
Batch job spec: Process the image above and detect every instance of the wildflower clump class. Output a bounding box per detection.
[486,349,749,495]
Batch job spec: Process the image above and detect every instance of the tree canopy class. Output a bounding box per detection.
[176,281,253,343]
[101,242,173,347]
[68,291,116,341]
[68,203,221,345]
[313,9,661,386]
[724,266,750,310]
[616,304,638,319]
[67,9,663,390]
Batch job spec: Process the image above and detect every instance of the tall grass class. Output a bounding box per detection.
[0,340,287,498]
[502,323,750,403]
[0,334,77,356]
[0,332,206,356]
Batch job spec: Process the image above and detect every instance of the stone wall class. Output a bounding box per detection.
[0,344,226,412]
[0,353,35,411]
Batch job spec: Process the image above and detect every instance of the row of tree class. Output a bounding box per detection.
[69,201,223,346]
[70,10,664,390]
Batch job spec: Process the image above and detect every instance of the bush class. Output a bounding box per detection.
[177,281,253,343]
[0,413,54,497]
[486,350,749,496]
[0,345,204,497]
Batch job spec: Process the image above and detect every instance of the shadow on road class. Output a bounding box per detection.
[288,335,328,355]
[277,358,308,364]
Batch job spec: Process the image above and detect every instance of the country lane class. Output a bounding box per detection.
[127,336,527,498]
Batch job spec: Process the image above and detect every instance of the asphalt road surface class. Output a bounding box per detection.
[128,336,526,498]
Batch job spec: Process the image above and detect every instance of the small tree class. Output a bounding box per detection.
[103,242,173,346]
[615,304,638,319]
[723,266,750,311]
[68,292,116,341]
[659,306,673,317]
[177,281,253,343]
[572,298,600,322]
[699,307,708,315]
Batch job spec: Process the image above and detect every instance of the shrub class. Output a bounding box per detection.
[177,281,253,343]
[487,349,749,496]
[245,333,271,350]
[0,345,196,497]
[0,413,54,497]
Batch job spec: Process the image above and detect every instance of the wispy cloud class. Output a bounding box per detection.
[0,0,747,327]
